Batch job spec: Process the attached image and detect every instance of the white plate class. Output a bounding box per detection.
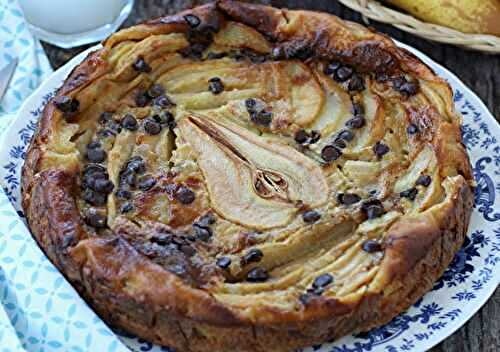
[0,42,498,352]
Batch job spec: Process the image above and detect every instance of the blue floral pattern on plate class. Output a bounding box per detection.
[0,44,498,352]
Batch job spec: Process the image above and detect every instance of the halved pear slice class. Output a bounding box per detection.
[178,113,329,230]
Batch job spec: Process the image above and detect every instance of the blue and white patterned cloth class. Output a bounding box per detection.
[0,0,52,117]
[0,1,129,352]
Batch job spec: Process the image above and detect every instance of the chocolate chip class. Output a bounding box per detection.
[338,129,354,142]
[84,168,107,182]
[207,52,227,60]
[83,171,107,189]
[153,94,175,108]
[346,116,366,129]
[137,175,156,191]
[153,111,173,125]
[348,74,365,92]
[54,96,79,114]
[180,244,196,257]
[216,257,231,269]
[175,186,195,204]
[151,234,173,245]
[171,236,186,246]
[87,141,101,150]
[179,43,206,60]
[361,199,383,211]
[312,273,333,288]
[83,163,107,177]
[393,77,419,96]
[135,92,150,107]
[121,114,138,131]
[92,179,114,194]
[82,189,107,206]
[196,213,216,227]
[245,98,256,111]
[324,61,341,75]
[243,249,263,264]
[164,112,177,129]
[375,72,390,82]
[132,57,152,73]
[392,77,406,90]
[99,112,113,124]
[302,210,321,223]
[309,130,321,144]
[208,77,224,95]
[299,293,315,305]
[85,208,107,228]
[333,138,347,149]
[337,193,361,205]
[362,239,383,253]
[246,267,269,282]
[400,82,419,96]
[283,42,312,60]
[120,202,133,213]
[194,225,212,242]
[407,123,419,135]
[294,129,309,144]
[352,103,364,117]
[151,114,162,124]
[147,84,165,98]
[107,119,122,134]
[321,145,341,162]
[123,172,136,187]
[361,199,385,219]
[86,148,106,163]
[183,14,201,28]
[115,189,132,199]
[83,166,107,178]
[373,142,390,158]
[124,173,137,187]
[334,66,353,82]
[143,118,162,135]
[251,111,273,127]
[416,175,432,187]
[126,155,146,174]
[127,156,146,174]
[400,188,418,201]
[245,99,271,126]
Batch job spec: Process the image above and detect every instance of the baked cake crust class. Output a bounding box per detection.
[22,1,474,351]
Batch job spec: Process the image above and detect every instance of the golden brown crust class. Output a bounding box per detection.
[21,1,474,351]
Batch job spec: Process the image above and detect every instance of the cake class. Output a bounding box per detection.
[21,1,474,351]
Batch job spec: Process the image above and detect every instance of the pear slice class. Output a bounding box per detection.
[178,113,329,230]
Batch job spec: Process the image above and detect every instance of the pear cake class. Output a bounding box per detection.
[21,1,474,351]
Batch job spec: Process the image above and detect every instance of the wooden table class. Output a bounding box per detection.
[41,1,499,351]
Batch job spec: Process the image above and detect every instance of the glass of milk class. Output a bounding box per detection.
[18,0,135,48]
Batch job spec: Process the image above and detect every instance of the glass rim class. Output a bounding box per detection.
[22,0,135,49]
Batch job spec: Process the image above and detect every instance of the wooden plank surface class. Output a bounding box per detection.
[40,1,499,352]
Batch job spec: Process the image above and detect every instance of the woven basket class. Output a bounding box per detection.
[338,0,500,53]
